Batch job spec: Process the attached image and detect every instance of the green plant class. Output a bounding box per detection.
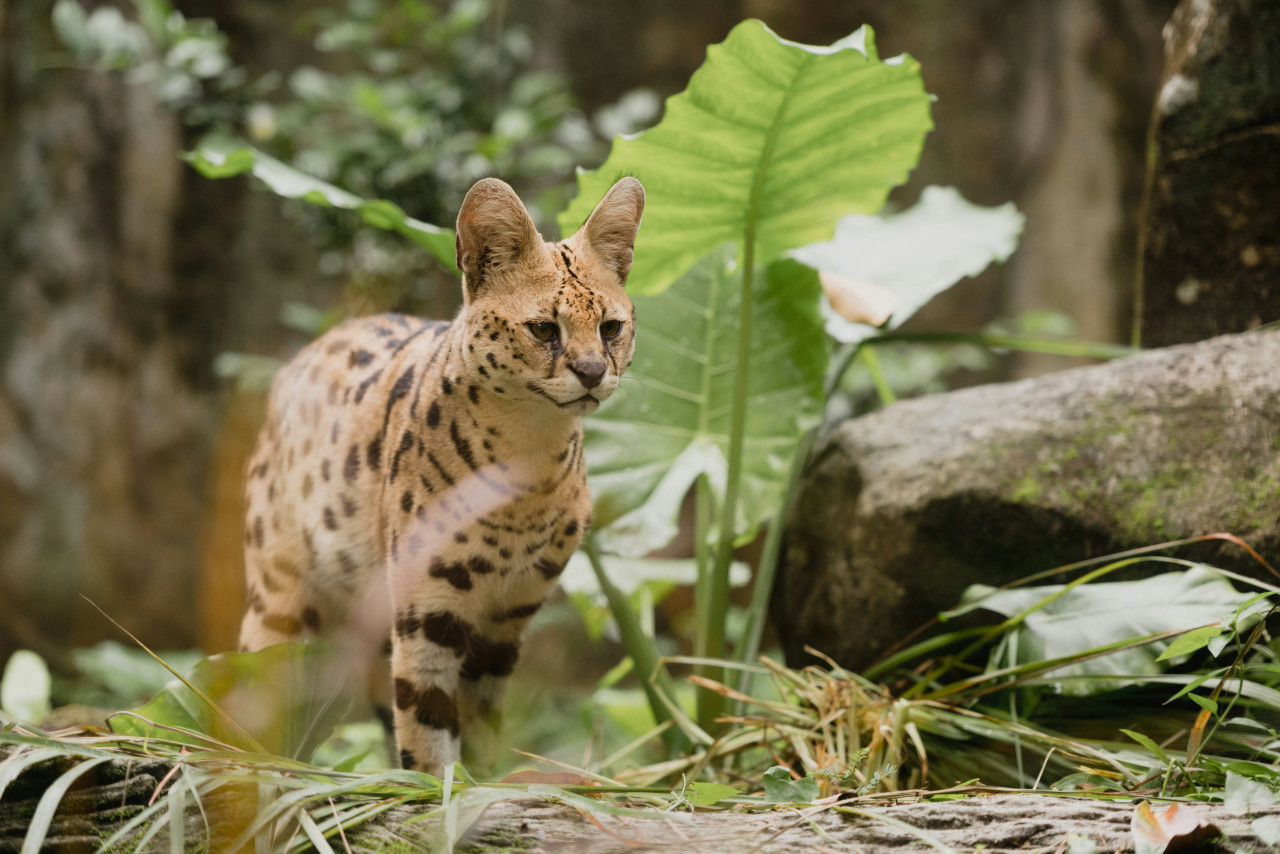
[177,19,1095,746]
[595,538,1280,800]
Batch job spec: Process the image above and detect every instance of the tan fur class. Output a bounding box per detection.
[239,177,643,775]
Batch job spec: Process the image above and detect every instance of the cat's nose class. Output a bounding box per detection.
[570,359,606,390]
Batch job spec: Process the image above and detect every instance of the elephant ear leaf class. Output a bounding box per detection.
[559,19,933,296]
[585,247,827,555]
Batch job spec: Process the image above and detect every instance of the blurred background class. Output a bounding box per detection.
[0,0,1179,746]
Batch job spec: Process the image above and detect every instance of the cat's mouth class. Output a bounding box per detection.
[558,394,600,412]
[526,382,601,411]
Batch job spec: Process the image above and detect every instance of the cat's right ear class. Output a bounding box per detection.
[456,178,543,298]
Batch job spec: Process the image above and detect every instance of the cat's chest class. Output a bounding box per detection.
[374,366,587,597]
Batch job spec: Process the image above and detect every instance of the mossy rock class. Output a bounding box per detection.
[774,330,1280,671]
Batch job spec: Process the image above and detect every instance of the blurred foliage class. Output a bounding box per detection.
[60,641,203,710]
[52,0,658,307]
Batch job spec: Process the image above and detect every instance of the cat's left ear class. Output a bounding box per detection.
[577,177,645,283]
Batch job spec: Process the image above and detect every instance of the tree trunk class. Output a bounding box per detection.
[1136,0,1280,346]
[0,0,324,665]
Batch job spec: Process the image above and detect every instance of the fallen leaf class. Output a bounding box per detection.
[1131,801,1220,854]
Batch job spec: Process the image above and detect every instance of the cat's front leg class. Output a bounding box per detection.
[389,602,464,776]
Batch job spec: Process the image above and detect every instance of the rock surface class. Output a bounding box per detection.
[773,330,1280,672]
[1138,0,1280,346]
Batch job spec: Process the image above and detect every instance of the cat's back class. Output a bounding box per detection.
[239,313,453,645]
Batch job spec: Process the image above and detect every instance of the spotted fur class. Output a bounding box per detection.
[239,177,644,775]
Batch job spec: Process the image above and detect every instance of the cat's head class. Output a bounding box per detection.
[454,177,644,415]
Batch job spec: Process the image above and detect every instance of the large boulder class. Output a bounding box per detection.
[1138,0,1280,346]
[773,330,1280,672]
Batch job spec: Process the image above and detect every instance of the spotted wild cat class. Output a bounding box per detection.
[238,176,644,774]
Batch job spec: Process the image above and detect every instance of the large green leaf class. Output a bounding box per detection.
[559,20,932,295]
[110,642,352,761]
[183,143,458,271]
[585,246,827,556]
[952,569,1251,695]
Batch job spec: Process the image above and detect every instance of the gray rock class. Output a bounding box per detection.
[1138,0,1280,346]
[773,330,1280,672]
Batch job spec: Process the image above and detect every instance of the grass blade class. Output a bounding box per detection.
[297,808,338,854]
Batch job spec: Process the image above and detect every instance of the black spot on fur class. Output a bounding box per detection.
[426,401,441,429]
[535,557,565,580]
[422,610,472,657]
[427,452,456,487]
[493,601,542,623]
[344,444,361,483]
[393,677,416,710]
[401,491,414,514]
[450,421,478,471]
[387,366,415,418]
[467,556,494,575]
[323,507,338,531]
[302,606,321,631]
[461,639,519,680]
[354,369,383,404]
[395,607,421,637]
[414,685,460,736]
[564,520,579,537]
[429,559,472,591]
[349,349,374,368]
[337,551,357,575]
[367,436,383,471]
[391,428,415,481]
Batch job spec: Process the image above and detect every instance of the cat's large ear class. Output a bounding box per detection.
[456,178,543,298]
[578,177,645,283]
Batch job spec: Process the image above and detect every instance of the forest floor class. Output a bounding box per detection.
[5,746,1280,854]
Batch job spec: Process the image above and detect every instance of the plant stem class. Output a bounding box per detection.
[582,538,685,755]
[703,240,757,732]
[825,342,862,397]
[860,345,896,405]
[732,429,815,707]
[693,474,716,727]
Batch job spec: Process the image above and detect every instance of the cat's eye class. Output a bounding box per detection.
[528,321,559,341]
[600,319,623,340]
